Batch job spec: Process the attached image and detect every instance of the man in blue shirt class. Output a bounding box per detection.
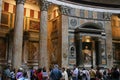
[50,64,62,80]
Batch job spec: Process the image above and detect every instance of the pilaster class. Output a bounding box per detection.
[104,21,113,68]
[61,14,69,67]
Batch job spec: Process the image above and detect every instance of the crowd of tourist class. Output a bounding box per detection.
[0,64,120,80]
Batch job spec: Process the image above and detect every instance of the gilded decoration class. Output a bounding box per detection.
[113,43,120,61]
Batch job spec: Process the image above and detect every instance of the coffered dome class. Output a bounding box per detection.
[66,0,120,8]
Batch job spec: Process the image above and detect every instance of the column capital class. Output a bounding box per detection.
[59,5,71,15]
[40,0,51,11]
[103,12,112,20]
[16,0,25,4]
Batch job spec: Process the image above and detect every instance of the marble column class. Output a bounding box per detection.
[13,0,25,69]
[79,35,84,67]
[39,0,49,69]
[0,0,2,23]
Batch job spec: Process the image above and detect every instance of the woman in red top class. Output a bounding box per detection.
[37,68,43,80]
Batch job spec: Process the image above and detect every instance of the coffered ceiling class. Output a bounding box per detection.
[66,0,120,8]
[25,0,120,8]
[82,0,120,5]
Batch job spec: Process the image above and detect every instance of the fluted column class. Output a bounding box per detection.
[13,0,25,69]
[0,0,2,23]
[39,0,49,69]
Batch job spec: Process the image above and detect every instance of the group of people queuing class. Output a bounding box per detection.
[0,64,120,80]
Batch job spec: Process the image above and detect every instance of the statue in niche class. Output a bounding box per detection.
[101,48,105,57]
[83,46,91,64]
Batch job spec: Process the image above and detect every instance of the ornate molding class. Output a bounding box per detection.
[59,5,71,15]
[16,0,25,4]
[40,0,51,11]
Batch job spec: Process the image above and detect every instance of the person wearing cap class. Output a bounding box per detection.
[50,64,62,80]
[16,68,23,79]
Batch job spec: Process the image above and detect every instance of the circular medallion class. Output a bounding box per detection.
[70,19,77,27]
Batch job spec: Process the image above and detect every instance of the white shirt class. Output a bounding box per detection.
[73,68,78,77]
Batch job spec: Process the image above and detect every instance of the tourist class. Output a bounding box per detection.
[16,68,23,80]
[18,72,28,80]
[61,67,68,80]
[72,65,78,80]
[50,64,62,80]
[89,66,96,80]
[42,67,49,80]
[37,68,43,80]
[10,68,16,80]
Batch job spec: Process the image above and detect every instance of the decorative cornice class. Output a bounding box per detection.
[40,0,50,11]
[16,0,25,4]
[47,0,120,13]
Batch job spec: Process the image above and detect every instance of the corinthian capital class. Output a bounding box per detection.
[59,5,70,15]
[16,0,25,4]
[40,0,51,11]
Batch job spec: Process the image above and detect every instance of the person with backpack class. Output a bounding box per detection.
[10,68,16,80]
[66,67,72,80]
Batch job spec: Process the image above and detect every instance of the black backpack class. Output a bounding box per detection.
[78,70,82,79]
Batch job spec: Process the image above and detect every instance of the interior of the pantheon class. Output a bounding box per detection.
[0,0,120,69]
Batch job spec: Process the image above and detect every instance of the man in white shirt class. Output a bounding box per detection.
[72,65,78,80]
